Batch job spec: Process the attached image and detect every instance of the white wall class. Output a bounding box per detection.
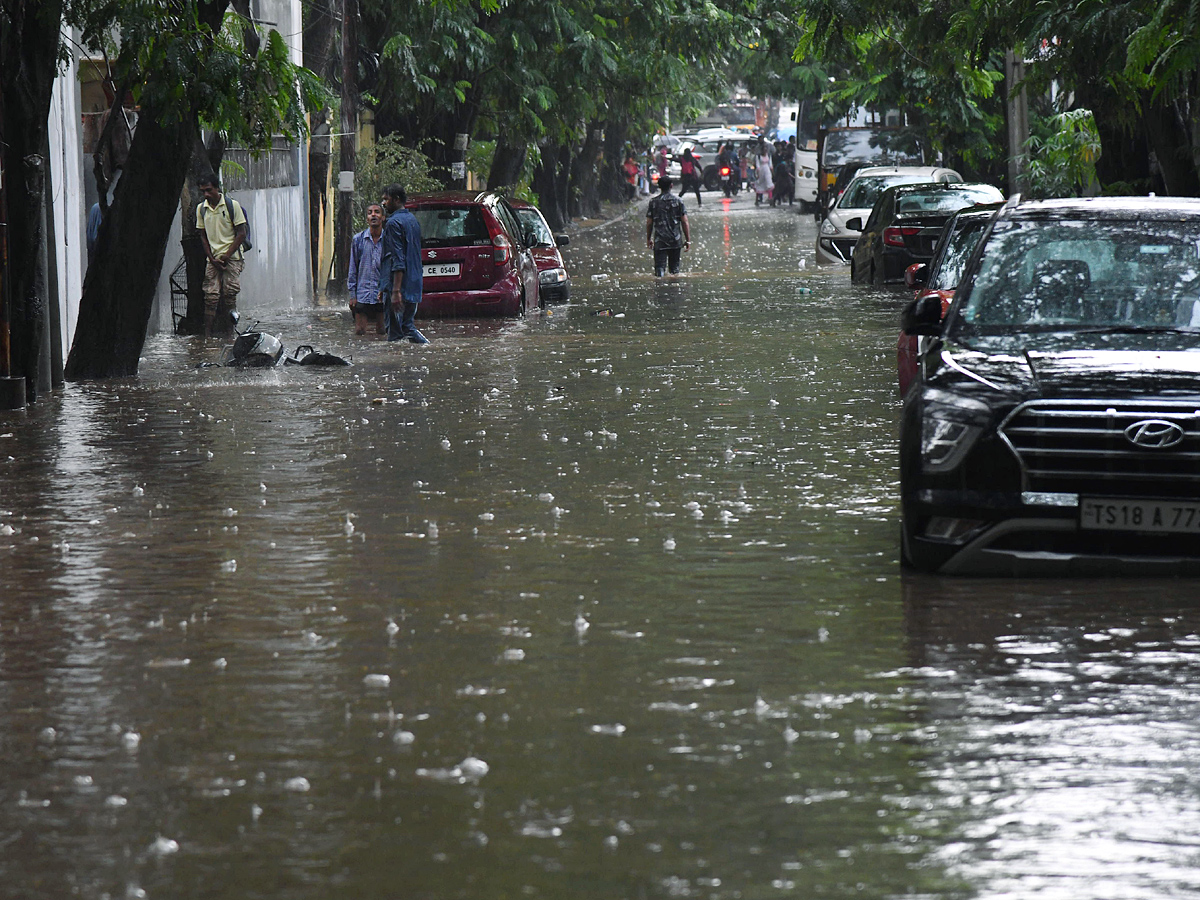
[47,37,86,355]
[150,0,311,333]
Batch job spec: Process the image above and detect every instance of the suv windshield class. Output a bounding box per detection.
[955,218,1200,333]
[411,206,490,247]
[840,175,933,209]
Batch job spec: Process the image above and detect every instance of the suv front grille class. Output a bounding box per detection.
[998,400,1200,495]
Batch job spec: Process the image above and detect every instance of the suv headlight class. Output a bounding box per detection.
[538,267,567,285]
[920,389,991,473]
[819,218,839,236]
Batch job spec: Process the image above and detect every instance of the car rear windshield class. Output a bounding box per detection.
[955,218,1200,332]
[410,206,490,247]
[896,186,1002,214]
[839,175,933,210]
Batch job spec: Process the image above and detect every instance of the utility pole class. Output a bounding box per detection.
[334,0,358,284]
[1006,50,1030,197]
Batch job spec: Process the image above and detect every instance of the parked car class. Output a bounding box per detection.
[816,165,963,266]
[510,199,570,304]
[899,195,1200,575]
[896,203,1000,395]
[405,191,540,317]
[849,182,1003,285]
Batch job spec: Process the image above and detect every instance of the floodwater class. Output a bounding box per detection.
[4,191,1200,900]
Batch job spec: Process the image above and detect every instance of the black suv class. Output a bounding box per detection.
[900,196,1200,575]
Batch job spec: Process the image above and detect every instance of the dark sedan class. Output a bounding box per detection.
[900,195,1200,575]
[849,182,1003,286]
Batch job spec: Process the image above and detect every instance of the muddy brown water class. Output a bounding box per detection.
[3,192,1200,899]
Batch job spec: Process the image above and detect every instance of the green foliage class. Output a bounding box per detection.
[352,133,442,223]
[64,0,325,153]
[464,139,538,202]
[1027,109,1102,199]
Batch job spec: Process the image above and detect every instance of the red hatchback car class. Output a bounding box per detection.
[405,191,540,317]
[509,199,571,304]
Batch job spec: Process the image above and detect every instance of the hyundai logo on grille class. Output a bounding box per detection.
[1124,419,1185,448]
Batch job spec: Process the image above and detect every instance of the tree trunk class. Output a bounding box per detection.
[488,136,527,189]
[303,0,338,295]
[601,121,630,203]
[570,125,603,218]
[177,137,220,334]
[1,0,65,402]
[65,112,202,378]
[333,0,359,284]
[532,143,568,231]
[65,0,230,380]
[1142,92,1200,196]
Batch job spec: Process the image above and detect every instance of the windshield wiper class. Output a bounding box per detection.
[1075,324,1200,335]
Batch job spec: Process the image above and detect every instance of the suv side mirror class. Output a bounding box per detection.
[904,262,929,289]
[844,217,863,232]
[901,294,944,336]
[554,233,570,247]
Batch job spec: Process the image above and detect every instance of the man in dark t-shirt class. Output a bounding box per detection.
[645,176,691,277]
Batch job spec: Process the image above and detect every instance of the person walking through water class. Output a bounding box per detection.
[195,174,248,337]
[678,148,702,206]
[754,140,775,206]
[379,183,429,344]
[347,203,386,335]
[646,176,690,277]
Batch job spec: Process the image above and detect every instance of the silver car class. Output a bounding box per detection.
[815,165,961,266]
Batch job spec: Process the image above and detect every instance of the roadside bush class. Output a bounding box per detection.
[1026,109,1101,199]
[353,134,443,222]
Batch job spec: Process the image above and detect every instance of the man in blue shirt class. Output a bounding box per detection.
[379,183,428,344]
[347,203,386,335]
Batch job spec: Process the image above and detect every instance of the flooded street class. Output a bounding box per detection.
[5,192,1200,899]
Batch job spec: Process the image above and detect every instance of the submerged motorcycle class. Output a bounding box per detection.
[206,313,350,369]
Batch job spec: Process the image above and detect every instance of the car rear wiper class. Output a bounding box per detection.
[1075,324,1200,335]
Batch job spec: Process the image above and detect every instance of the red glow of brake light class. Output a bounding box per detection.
[884,226,920,247]
[720,166,731,176]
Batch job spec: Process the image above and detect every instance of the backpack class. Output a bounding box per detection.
[226,197,252,251]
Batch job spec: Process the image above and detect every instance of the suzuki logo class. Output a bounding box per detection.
[1124,419,1185,449]
[428,250,437,259]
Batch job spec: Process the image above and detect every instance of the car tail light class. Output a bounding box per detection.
[884,226,920,248]
[492,233,511,265]
[484,213,511,265]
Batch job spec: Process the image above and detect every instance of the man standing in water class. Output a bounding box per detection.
[196,175,248,336]
[347,203,386,335]
[379,183,428,344]
[646,176,690,277]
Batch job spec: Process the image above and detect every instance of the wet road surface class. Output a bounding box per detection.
[3,190,1200,899]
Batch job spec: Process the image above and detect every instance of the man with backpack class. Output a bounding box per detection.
[196,174,249,337]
